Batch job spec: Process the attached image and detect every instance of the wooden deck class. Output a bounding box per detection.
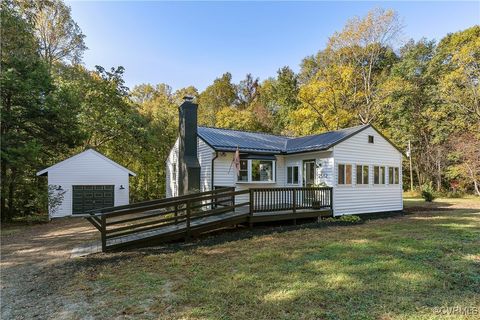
[84,187,333,251]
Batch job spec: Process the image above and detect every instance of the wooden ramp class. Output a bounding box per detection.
[84,187,333,251]
[106,210,249,250]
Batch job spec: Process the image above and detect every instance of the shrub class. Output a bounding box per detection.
[421,183,436,202]
[445,190,464,198]
[321,215,362,224]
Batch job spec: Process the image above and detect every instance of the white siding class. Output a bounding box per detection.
[213,153,283,203]
[213,151,333,204]
[213,152,236,187]
[198,138,213,193]
[166,137,214,197]
[46,150,131,218]
[332,126,403,215]
[283,151,334,187]
[166,138,179,197]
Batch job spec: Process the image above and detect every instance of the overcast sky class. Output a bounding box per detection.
[67,1,480,91]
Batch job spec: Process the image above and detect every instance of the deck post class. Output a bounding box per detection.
[329,187,333,214]
[174,204,179,223]
[248,189,254,228]
[292,189,296,214]
[100,214,106,252]
[186,200,191,240]
[292,189,297,225]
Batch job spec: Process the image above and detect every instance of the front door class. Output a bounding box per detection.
[303,160,316,187]
[72,185,114,214]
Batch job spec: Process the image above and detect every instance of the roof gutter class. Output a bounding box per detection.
[211,151,218,190]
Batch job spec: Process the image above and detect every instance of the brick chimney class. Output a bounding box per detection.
[178,96,200,195]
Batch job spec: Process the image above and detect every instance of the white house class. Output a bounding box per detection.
[167,99,403,216]
[37,149,136,218]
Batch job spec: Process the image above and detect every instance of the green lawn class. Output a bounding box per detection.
[70,197,480,319]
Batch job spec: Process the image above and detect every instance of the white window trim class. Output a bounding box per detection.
[355,164,370,186]
[286,165,300,185]
[388,166,400,185]
[337,163,353,186]
[236,159,276,184]
[237,159,249,183]
[373,165,386,186]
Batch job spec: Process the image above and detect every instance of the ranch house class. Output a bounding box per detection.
[166,98,403,216]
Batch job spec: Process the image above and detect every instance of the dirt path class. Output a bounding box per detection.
[1,218,99,319]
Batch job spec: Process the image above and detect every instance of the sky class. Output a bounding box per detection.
[67,1,480,91]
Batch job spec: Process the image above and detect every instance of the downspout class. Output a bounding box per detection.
[211,151,218,191]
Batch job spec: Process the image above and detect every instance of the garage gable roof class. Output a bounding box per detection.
[36,149,136,177]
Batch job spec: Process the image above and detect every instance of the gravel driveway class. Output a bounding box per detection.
[1,218,100,319]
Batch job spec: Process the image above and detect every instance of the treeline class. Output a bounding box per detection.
[1,1,479,221]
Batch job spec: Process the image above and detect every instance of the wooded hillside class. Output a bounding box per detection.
[1,0,479,221]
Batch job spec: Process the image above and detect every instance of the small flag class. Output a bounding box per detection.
[228,146,241,175]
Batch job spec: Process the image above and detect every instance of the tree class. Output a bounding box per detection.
[379,39,443,188]
[173,86,199,105]
[448,133,480,196]
[198,73,237,126]
[1,3,81,221]
[236,73,259,109]
[215,106,267,132]
[327,8,403,124]
[259,67,300,134]
[294,51,359,134]
[127,83,180,200]
[17,0,87,66]
[76,66,138,149]
[434,26,480,129]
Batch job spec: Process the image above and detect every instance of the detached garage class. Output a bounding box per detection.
[37,149,136,218]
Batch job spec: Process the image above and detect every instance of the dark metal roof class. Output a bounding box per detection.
[284,125,369,153]
[198,124,371,154]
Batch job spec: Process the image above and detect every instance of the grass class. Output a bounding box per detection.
[68,197,480,319]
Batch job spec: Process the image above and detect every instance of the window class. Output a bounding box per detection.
[374,166,386,184]
[356,165,369,184]
[388,167,400,184]
[238,160,249,182]
[252,160,274,182]
[368,135,374,143]
[237,159,275,183]
[338,164,352,185]
[287,166,299,184]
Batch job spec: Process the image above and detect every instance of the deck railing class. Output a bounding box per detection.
[85,187,250,251]
[250,187,333,213]
[84,186,333,251]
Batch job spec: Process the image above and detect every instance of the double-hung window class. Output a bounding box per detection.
[237,159,275,183]
[238,160,249,182]
[356,165,369,185]
[287,166,299,185]
[338,164,352,185]
[374,166,386,184]
[388,167,400,184]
